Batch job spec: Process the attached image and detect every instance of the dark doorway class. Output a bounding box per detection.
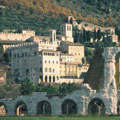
[88,98,105,115]
[62,99,77,115]
[15,101,27,116]
[37,101,51,115]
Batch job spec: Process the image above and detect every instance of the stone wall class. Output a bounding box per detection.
[0,47,119,116]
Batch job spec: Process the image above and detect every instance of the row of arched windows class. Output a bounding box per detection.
[0,99,120,116]
[45,76,56,82]
[14,51,37,58]
[45,60,59,64]
[43,52,59,56]
[45,68,55,73]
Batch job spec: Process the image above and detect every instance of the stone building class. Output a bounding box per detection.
[104,34,118,43]
[39,50,60,83]
[0,47,120,116]
[60,41,84,64]
[0,30,35,41]
[5,42,40,84]
[29,29,60,51]
[60,62,89,83]
[3,22,87,84]
[57,23,74,43]
[60,53,75,63]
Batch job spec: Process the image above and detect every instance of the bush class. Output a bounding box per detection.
[85,47,95,63]
[20,79,33,95]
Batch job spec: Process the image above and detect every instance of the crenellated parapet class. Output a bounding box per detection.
[6,42,38,50]
[0,30,35,41]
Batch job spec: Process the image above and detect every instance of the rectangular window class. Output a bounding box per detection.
[45,68,47,72]
[14,54,16,58]
[67,26,71,31]
[40,67,42,72]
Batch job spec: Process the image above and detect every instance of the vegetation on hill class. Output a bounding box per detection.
[0,0,120,35]
[0,79,81,98]
[20,79,81,96]
[0,84,21,99]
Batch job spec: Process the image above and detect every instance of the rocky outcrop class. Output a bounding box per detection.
[84,47,120,91]
[0,45,7,85]
[84,48,105,91]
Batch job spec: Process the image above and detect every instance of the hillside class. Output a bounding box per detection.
[0,0,120,35]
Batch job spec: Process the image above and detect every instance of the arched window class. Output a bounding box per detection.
[45,76,47,82]
[88,98,105,115]
[49,76,51,82]
[37,101,51,115]
[15,101,27,116]
[53,76,55,82]
[62,99,77,115]
[45,68,47,72]
[40,67,42,72]
[49,68,51,72]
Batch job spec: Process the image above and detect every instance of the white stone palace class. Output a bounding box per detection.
[3,23,87,84]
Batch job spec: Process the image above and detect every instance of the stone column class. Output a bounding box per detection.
[77,96,88,115]
[6,102,16,116]
[102,47,119,115]
[27,100,37,116]
[51,99,62,115]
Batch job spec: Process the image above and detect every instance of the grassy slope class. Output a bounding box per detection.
[0,116,120,120]
[0,0,120,35]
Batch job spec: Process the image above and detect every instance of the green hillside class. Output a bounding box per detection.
[0,0,120,35]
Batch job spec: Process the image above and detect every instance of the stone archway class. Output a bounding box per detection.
[15,101,27,116]
[117,101,120,115]
[0,102,7,116]
[37,101,51,115]
[62,99,77,115]
[88,98,105,115]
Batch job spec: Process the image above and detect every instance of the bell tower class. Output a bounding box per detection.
[61,23,74,42]
[49,29,56,42]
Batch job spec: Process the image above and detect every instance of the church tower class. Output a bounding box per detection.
[61,23,74,42]
[49,29,56,42]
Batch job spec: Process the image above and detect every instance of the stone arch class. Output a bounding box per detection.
[0,102,7,116]
[62,99,77,115]
[15,101,27,116]
[88,98,105,115]
[49,76,51,82]
[37,101,51,115]
[117,101,120,115]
